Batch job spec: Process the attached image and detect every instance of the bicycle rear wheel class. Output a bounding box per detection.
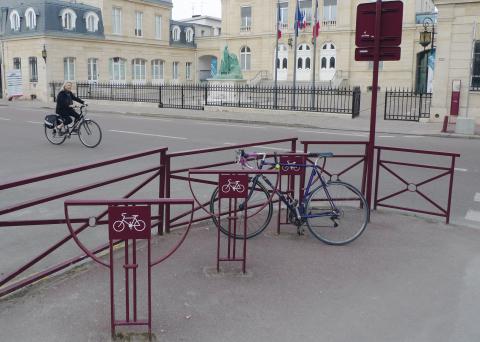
[305,181,369,245]
[44,126,66,145]
[210,179,273,239]
[78,120,102,148]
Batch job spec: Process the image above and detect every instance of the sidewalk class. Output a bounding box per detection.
[1,210,480,342]
[3,98,480,138]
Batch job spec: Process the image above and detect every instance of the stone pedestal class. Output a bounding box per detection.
[454,117,476,135]
[206,78,247,105]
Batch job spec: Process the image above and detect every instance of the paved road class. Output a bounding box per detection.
[0,105,478,228]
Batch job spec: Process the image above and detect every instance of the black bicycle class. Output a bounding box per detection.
[44,105,102,148]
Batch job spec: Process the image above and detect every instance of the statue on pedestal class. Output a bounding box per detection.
[215,46,243,80]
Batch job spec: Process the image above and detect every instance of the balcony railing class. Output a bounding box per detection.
[240,26,251,33]
[322,20,337,30]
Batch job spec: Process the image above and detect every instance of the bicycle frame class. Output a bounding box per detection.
[246,157,338,222]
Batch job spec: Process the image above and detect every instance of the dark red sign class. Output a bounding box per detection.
[109,206,151,240]
[219,174,248,199]
[279,155,305,176]
[355,1,403,48]
[355,46,401,61]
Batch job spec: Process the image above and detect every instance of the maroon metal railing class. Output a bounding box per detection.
[0,147,167,298]
[374,146,460,223]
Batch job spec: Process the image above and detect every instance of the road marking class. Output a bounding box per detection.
[402,135,425,138]
[198,122,266,129]
[109,129,188,140]
[27,121,42,124]
[475,193,480,202]
[122,116,172,122]
[378,135,395,138]
[299,130,368,137]
[224,143,289,151]
[0,117,11,121]
[465,210,480,223]
[455,168,468,172]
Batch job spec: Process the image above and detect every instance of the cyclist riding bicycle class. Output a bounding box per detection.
[55,81,86,134]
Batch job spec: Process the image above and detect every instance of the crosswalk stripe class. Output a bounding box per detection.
[475,193,480,202]
[465,210,480,222]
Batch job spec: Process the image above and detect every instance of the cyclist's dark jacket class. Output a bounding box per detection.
[55,90,84,117]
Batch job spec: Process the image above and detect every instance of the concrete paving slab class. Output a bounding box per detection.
[2,211,480,342]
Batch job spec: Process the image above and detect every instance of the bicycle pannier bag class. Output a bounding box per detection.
[44,114,59,129]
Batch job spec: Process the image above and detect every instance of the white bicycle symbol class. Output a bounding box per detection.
[221,179,246,194]
[112,213,147,232]
[282,161,301,172]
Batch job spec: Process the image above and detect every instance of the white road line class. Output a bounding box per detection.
[224,142,289,151]
[122,116,172,122]
[402,135,425,138]
[475,193,480,202]
[0,117,11,121]
[455,168,468,172]
[465,210,480,223]
[299,130,368,137]
[109,129,188,140]
[198,122,266,129]
[378,135,395,138]
[27,121,42,124]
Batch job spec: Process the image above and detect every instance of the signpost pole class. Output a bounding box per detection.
[365,0,383,208]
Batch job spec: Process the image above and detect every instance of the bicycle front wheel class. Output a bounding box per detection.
[44,126,66,145]
[210,179,273,239]
[305,181,369,245]
[78,120,102,148]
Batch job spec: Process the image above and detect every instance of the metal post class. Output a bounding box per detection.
[365,0,382,208]
[274,0,280,109]
[311,0,319,109]
[292,0,299,109]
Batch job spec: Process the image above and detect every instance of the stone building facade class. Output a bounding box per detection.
[220,0,436,90]
[431,0,480,125]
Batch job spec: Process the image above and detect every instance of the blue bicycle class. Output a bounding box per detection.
[210,150,369,245]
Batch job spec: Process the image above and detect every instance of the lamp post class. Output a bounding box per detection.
[419,17,435,93]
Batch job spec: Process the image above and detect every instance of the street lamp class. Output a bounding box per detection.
[41,45,47,63]
[418,17,435,93]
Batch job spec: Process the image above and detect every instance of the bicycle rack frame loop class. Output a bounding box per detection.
[187,169,280,220]
[64,198,195,268]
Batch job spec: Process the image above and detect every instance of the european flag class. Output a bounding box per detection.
[295,2,304,37]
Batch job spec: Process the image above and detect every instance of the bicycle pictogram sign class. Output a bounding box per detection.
[280,155,305,175]
[109,206,151,240]
[219,174,248,199]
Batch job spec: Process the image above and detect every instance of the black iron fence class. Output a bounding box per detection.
[50,82,361,117]
[384,89,432,121]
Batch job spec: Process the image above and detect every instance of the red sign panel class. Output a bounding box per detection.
[355,1,403,48]
[109,206,151,240]
[355,46,401,61]
[219,174,249,199]
[279,155,305,176]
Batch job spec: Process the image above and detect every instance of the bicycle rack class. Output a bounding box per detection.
[64,198,194,337]
[188,169,279,273]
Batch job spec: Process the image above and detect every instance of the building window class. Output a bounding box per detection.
[10,10,20,31]
[240,46,251,71]
[240,6,252,32]
[112,7,122,35]
[329,57,335,69]
[109,57,126,82]
[299,0,313,25]
[13,57,21,70]
[85,12,99,32]
[155,15,162,39]
[25,8,37,30]
[135,11,143,37]
[305,57,311,69]
[185,28,194,43]
[152,59,165,82]
[321,57,327,69]
[173,62,179,80]
[60,8,77,30]
[298,58,303,69]
[323,0,337,23]
[279,2,288,29]
[132,58,146,82]
[472,41,480,90]
[282,58,287,69]
[29,57,38,82]
[88,58,98,82]
[64,57,76,80]
[186,62,192,80]
[172,26,181,41]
